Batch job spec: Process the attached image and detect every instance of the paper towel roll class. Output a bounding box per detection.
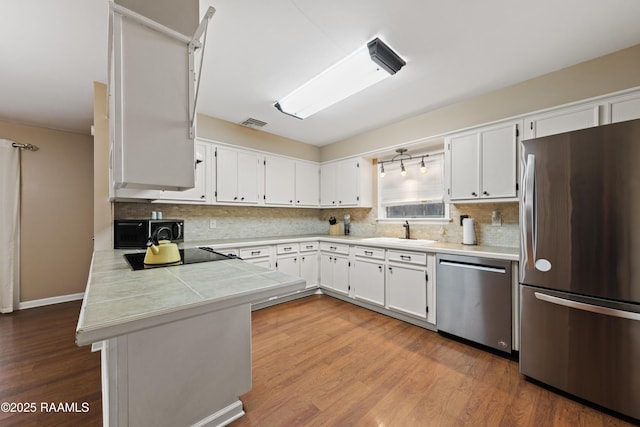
[462,218,476,245]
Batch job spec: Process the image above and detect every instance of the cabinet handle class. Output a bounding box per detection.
[483,191,489,196]
[305,245,314,249]
[400,255,412,261]
[364,251,373,256]
[378,265,382,271]
[283,247,292,252]
[200,195,205,199]
[338,200,342,204]
[388,267,393,272]
[302,256,305,261]
[290,200,293,203]
[294,258,297,262]
[233,196,238,200]
[330,246,337,251]
[251,251,261,256]
[241,196,245,201]
[297,200,300,203]
[471,192,478,197]
[329,256,333,261]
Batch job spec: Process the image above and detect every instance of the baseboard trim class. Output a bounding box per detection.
[191,400,245,427]
[18,292,85,310]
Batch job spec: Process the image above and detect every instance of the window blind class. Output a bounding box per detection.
[380,154,444,207]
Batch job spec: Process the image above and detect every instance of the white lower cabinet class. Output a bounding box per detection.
[239,246,272,269]
[386,250,435,324]
[352,258,385,306]
[320,252,349,295]
[351,246,385,306]
[299,242,319,288]
[275,243,300,277]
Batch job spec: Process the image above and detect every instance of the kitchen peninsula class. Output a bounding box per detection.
[76,248,305,427]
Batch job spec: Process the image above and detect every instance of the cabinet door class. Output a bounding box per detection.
[320,253,334,289]
[216,147,238,202]
[236,151,259,203]
[337,159,359,206]
[111,11,194,190]
[481,124,517,199]
[320,163,338,206]
[352,259,385,306]
[608,93,640,124]
[387,264,427,319]
[295,162,319,206]
[332,256,350,295]
[449,133,480,200]
[276,255,299,277]
[156,142,208,201]
[300,252,319,287]
[265,155,295,205]
[523,104,599,139]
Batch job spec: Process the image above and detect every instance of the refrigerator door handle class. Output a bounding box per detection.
[523,154,536,270]
[534,292,640,321]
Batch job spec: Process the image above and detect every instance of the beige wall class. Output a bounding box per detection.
[321,44,640,161]
[197,114,321,162]
[94,82,113,250]
[0,120,94,302]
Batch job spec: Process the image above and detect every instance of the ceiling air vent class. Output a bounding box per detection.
[240,118,267,128]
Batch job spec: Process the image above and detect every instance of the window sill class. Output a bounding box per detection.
[376,217,452,225]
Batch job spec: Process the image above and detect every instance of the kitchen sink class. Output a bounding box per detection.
[361,237,437,245]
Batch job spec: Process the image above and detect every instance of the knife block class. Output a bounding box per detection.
[329,223,341,236]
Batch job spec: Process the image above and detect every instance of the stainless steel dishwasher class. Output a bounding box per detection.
[436,254,512,353]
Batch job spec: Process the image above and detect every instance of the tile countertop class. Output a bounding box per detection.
[75,249,306,346]
[190,235,520,262]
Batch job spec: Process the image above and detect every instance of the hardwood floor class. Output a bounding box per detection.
[0,301,101,427]
[233,295,637,427]
[0,296,636,426]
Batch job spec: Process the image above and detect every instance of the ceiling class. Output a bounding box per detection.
[2,1,640,147]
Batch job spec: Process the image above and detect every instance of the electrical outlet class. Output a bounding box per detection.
[209,219,217,229]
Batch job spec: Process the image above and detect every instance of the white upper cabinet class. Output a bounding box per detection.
[523,104,600,140]
[264,155,295,206]
[109,8,194,191]
[320,157,373,207]
[215,146,260,203]
[605,92,640,124]
[447,122,519,202]
[295,161,320,207]
[155,141,209,202]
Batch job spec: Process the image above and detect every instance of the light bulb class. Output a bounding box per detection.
[400,161,407,176]
[420,158,427,174]
[380,163,385,178]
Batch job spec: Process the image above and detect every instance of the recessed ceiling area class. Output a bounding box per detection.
[1,0,640,146]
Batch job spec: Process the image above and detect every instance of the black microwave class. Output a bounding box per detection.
[114,219,184,249]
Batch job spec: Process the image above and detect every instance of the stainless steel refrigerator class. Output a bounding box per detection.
[519,118,640,421]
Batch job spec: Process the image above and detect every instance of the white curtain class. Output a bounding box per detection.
[0,139,20,313]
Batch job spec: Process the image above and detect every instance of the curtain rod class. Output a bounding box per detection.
[12,142,39,151]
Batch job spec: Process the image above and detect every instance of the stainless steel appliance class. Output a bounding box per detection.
[436,254,512,353]
[114,219,184,248]
[520,119,640,420]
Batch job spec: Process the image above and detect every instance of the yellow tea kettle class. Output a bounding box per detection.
[144,230,181,265]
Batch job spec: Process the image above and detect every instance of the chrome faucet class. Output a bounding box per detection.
[403,221,410,239]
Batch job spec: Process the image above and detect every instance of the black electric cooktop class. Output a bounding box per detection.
[124,247,237,271]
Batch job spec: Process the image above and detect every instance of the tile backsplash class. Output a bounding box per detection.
[115,201,519,248]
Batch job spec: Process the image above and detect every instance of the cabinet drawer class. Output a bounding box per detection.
[354,246,385,259]
[319,242,349,255]
[299,242,319,252]
[276,243,299,255]
[387,250,427,266]
[239,246,271,259]
[216,248,239,257]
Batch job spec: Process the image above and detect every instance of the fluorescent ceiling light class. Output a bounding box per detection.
[275,37,405,119]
